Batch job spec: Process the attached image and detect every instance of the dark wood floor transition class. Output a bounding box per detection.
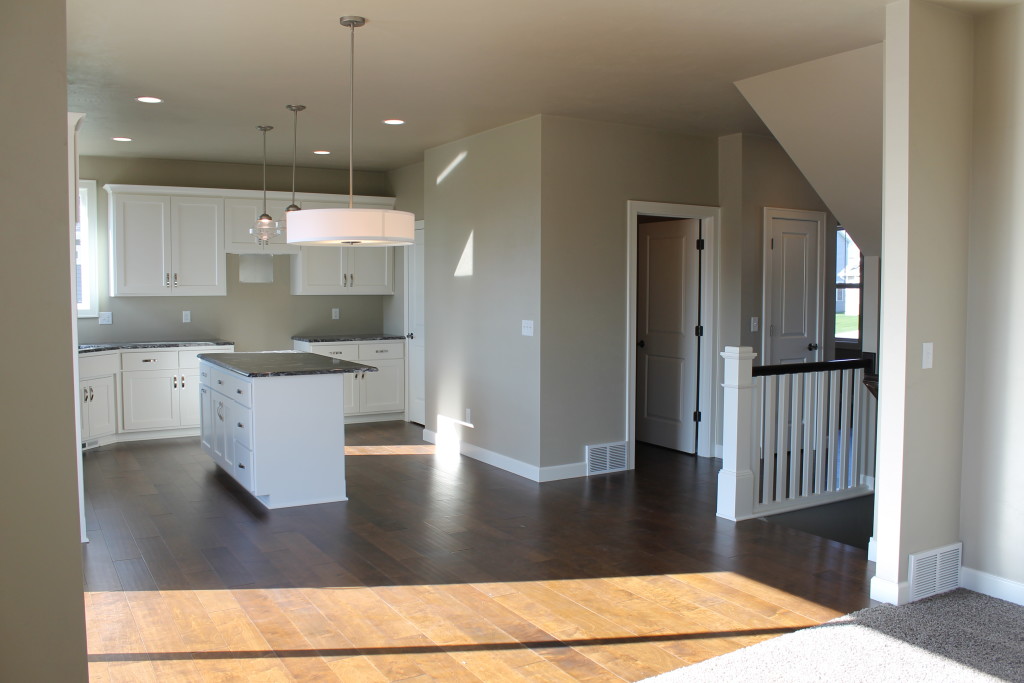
[82,421,872,681]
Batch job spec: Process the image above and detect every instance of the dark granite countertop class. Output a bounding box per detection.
[198,351,377,378]
[291,333,406,343]
[78,340,234,354]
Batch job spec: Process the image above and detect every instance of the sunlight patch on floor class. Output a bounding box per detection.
[344,444,437,456]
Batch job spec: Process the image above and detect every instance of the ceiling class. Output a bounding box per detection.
[68,0,901,172]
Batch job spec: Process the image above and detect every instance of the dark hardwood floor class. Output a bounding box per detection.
[82,422,872,681]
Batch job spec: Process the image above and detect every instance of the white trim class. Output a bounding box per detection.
[870,574,910,605]
[421,429,586,482]
[868,536,877,562]
[113,427,200,443]
[961,567,1024,607]
[102,183,397,207]
[626,201,721,464]
[344,412,406,425]
[761,207,827,364]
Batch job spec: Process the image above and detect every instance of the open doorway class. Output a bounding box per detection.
[626,201,719,464]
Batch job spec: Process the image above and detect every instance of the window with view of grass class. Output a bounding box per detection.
[836,228,861,343]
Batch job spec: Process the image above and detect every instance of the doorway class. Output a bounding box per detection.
[627,201,719,463]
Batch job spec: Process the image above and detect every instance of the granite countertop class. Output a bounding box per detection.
[78,340,234,354]
[291,333,406,343]
[198,351,378,378]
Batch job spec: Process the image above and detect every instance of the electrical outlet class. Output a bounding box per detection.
[331,308,340,320]
[465,408,472,424]
[182,310,191,323]
[751,317,759,333]
[522,320,534,337]
[98,311,112,325]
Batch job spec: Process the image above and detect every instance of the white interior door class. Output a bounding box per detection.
[407,222,426,425]
[763,208,825,365]
[636,219,700,452]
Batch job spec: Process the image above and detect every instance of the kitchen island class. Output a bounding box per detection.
[198,351,375,509]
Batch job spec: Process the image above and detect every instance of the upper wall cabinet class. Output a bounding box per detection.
[290,244,394,295]
[107,188,226,296]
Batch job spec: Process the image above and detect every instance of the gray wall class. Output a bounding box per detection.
[424,118,543,466]
[77,156,395,350]
[0,0,89,679]
[961,4,1024,587]
[539,116,717,467]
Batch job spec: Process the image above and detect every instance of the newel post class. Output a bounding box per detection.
[717,346,758,521]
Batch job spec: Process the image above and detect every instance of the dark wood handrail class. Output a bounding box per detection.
[752,358,872,378]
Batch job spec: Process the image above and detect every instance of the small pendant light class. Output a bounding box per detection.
[284,104,306,213]
[250,124,284,246]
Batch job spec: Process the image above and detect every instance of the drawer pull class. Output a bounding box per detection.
[376,349,386,353]
[237,463,246,469]
[142,358,157,363]
[331,351,345,355]
[237,422,244,428]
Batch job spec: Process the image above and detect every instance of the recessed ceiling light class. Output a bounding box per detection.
[382,119,405,125]
[112,137,133,142]
[135,96,163,104]
[313,150,331,155]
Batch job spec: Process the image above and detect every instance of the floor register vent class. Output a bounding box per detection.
[909,542,962,601]
[586,441,628,475]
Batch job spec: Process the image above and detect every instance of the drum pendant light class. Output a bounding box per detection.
[286,16,414,247]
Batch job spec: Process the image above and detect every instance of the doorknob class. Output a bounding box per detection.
[638,339,646,348]
[807,343,819,351]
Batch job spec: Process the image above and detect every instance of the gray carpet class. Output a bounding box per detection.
[641,589,1024,682]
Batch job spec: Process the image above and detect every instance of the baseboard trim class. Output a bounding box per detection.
[112,427,200,444]
[867,536,876,563]
[960,567,1024,607]
[870,574,910,604]
[421,429,586,482]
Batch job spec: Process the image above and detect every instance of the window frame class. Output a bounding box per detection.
[76,179,99,318]
[834,229,863,348]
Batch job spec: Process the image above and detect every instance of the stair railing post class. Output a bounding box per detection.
[717,346,758,521]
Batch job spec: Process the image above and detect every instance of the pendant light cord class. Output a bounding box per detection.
[348,20,355,209]
[261,127,268,215]
[291,109,298,207]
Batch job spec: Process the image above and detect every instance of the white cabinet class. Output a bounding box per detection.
[79,352,119,443]
[199,360,347,509]
[224,198,299,255]
[292,339,405,419]
[107,186,226,296]
[290,245,394,295]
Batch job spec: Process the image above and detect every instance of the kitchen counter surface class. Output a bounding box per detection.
[290,333,406,343]
[78,340,233,353]
[199,351,377,378]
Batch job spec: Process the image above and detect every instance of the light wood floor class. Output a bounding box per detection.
[82,422,872,681]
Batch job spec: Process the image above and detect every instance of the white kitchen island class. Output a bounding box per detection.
[197,351,375,509]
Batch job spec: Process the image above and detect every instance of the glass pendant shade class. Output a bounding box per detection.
[250,213,285,246]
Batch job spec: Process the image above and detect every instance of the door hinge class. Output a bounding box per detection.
[770,238,774,249]
[694,325,704,337]
[769,324,775,337]
[693,411,702,422]
[696,238,705,251]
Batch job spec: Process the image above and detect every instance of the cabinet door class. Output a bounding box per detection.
[178,369,201,428]
[344,247,393,294]
[171,196,225,295]
[224,198,297,254]
[343,372,359,415]
[85,375,117,439]
[358,360,405,413]
[212,395,231,467]
[122,370,179,430]
[200,385,214,452]
[111,194,172,295]
[290,247,345,294]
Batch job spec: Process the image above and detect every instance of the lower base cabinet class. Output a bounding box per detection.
[292,339,405,419]
[80,374,117,441]
[200,361,347,509]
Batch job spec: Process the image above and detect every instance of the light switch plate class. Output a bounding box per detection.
[98,311,112,325]
[522,320,534,337]
[182,310,191,323]
[332,308,340,320]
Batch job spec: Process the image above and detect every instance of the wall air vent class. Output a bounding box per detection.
[586,442,628,475]
[909,542,962,601]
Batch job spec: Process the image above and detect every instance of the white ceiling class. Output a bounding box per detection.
[68,0,900,172]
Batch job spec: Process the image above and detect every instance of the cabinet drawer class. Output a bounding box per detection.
[314,344,358,360]
[232,443,254,491]
[359,342,404,360]
[232,406,253,450]
[179,347,232,369]
[211,369,252,408]
[121,350,178,371]
[79,352,119,378]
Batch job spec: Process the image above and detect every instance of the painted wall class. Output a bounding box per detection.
[736,44,883,257]
[961,4,1024,590]
[77,156,394,351]
[424,117,543,467]
[0,0,89,678]
[873,0,971,603]
[539,116,717,468]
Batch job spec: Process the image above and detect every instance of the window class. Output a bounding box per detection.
[835,228,861,343]
[76,179,99,318]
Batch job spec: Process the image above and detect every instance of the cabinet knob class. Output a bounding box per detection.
[238,463,246,469]
[217,379,223,385]
[236,389,243,395]
[237,422,244,428]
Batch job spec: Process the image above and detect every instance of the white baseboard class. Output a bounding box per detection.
[870,574,910,604]
[960,567,1024,607]
[422,429,586,482]
[715,443,724,460]
[867,536,876,563]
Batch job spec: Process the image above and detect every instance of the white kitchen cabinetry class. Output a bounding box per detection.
[224,198,298,255]
[107,186,226,296]
[292,339,405,420]
[78,352,118,444]
[200,358,348,509]
[290,245,394,295]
